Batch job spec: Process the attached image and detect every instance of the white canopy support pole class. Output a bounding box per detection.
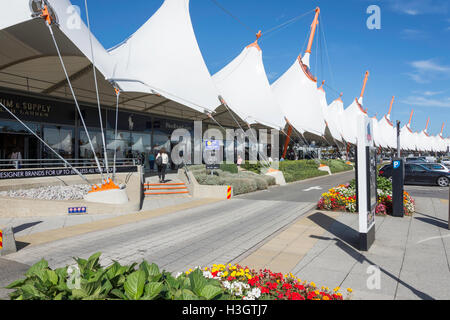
[0,102,91,185]
[46,22,104,180]
[85,0,110,179]
[112,88,120,182]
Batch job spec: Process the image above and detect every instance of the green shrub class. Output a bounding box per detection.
[6,253,231,300]
[228,177,258,195]
[349,176,391,192]
[279,160,328,183]
[241,161,262,174]
[262,175,276,186]
[219,163,238,174]
[320,160,353,174]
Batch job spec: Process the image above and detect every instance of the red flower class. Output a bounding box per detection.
[290,292,305,300]
[282,283,292,290]
[260,287,269,294]
[294,284,305,291]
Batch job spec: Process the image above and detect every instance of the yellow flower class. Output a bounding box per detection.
[322,296,330,300]
[231,271,236,277]
[347,288,353,293]
[334,287,340,292]
[222,271,229,277]
[310,281,316,287]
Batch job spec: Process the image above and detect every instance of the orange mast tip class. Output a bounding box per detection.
[305,7,321,54]
[256,30,262,40]
[425,117,430,131]
[408,110,414,124]
[360,71,370,99]
[388,96,395,115]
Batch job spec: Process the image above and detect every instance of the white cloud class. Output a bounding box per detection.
[401,96,450,108]
[407,59,450,83]
[423,90,445,96]
[387,0,448,15]
[400,28,428,39]
[411,59,450,72]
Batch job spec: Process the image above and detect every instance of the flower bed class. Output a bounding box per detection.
[6,253,351,300]
[317,176,415,216]
[199,264,350,300]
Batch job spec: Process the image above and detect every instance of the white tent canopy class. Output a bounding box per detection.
[109,0,220,114]
[319,85,342,142]
[341,97,368,145]
[212,41,285,130]
[378,115,396,149]
[272,54,325,136]
[326,95,345,143]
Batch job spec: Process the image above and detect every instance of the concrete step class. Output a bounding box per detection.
[144,182,189,196]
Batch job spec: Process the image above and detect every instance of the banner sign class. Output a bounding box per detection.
[0,166,137,180]
[204,140,220,151]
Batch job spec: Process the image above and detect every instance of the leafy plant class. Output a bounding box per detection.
[5,253,232,301]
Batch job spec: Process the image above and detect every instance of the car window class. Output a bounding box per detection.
[409,164,427,172]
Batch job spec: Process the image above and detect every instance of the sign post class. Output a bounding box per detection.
[205,139,220,173]
[357,116,376,251]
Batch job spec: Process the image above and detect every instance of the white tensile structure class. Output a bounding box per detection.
[272,7,326,137]
[108,0,221,114]
[378,96,396,149]
[371,115,387,148]
[326,94,345,142]
[341,71,370,145]
[399,110,416,151]
[0,0,114,98]
[212,36,285,130]
[318,82,343,143]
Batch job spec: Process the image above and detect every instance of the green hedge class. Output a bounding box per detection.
[219,163,238,174]
[320,159,353,174]
[192,167,276,196]
[279,160,328,183]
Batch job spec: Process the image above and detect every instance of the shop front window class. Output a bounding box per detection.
[106,130,132,162]
[43,126,74,159]
[79,129,105,160]
[131,133,151,168]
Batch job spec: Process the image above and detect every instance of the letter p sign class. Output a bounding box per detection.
[366,5,381,30]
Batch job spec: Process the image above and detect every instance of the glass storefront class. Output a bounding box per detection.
[0,91,197,171]
[43,125,74,159]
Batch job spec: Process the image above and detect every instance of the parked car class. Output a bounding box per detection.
[379,163,450,187]
[441,158,450,166]
[405,157,428,163]
[420,163,449,173]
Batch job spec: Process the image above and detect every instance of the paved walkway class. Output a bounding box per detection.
[237,196,450,300]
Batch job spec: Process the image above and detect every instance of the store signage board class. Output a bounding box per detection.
[356,116,376,251]
[204,140,220,151]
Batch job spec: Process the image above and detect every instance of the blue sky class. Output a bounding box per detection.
[72,0,450,137]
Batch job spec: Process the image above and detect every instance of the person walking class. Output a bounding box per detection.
[156,148,169,183]
[148,152,155,172]
[237,155,243,169]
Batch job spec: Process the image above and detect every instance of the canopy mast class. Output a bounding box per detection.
[387,96,395,116]
[302,7,320,66]
[425,117,430,132]
[359,71,370,101]
[408,110,414,126]
[441,123,445,137]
